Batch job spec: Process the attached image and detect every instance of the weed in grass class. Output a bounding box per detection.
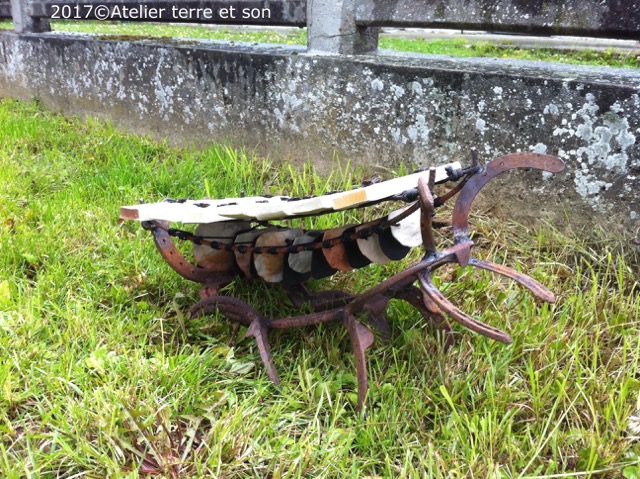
[0,98,639,477]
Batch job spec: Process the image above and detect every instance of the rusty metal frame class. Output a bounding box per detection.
[139,152,564,412]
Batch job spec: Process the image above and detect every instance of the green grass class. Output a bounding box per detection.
[1,19,639,69]
[378,37,640,69]
[0,98,639,477]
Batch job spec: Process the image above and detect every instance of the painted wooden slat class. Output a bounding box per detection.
[119,198,232,224]
[332,162,460,210]
[119,162,460,224]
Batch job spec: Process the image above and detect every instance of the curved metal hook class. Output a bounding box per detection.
[417,270,513,344]
[451,153,565,243]
[145,220,232,284]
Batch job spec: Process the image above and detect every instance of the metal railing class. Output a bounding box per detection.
[2,0,639,53]
[355,0,640,40]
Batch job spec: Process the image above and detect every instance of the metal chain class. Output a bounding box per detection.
[153,201,422,255]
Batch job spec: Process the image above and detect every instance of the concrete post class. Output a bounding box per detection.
[307,0,378,54]
[10,0,50,33]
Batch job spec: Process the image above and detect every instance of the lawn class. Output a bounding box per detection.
[0,20,639,70]
[0,99,639,478]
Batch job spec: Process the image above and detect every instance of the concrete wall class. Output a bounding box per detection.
[0,31,639,233]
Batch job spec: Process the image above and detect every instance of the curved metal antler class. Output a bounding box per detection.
[408,153,564,348]
[468,258,555,303]
[452,153,565,243]
[448,153,562,306]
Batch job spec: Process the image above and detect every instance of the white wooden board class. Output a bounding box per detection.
[120,162,460,224]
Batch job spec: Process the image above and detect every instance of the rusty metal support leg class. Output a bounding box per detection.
[344,312,375,413]
[417,175,437,256]
[284,284,355,311]
[395,285,454,348]
[467,258,555,303]
[198,282,239,345]
[246,318,280,386]
[190,295,281,385]
[361,294,392,341]
[198,280,231,300]
[418,270,512,344]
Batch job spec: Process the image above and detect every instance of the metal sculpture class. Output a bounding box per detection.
[120,152,564,411]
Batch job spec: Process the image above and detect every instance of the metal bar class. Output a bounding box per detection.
[355,0,640,41]
[344,312,375,412]
[395,285,454,347]
[344,242,472,315]
[468,258,556,303]
[417,175,437,256]
[246,318,281,385]
[418,270,512,344]
[451,153,565,244]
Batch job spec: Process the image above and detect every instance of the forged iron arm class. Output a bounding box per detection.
[418,270,513,344]
[344,312,375,413]
[468,258,555,303]
[451,153,565,243]
[143,220,233,285]
[417,175,437,256]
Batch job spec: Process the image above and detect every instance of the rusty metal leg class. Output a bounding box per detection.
[190,295,254,325]
[246,319,280,386]
[309,290,356,311]
[190,295,281,385]
[418,270,512,344]
[198,278,234,300]
[361,294,392,341]
[395,285,454,348]
[283,284,312,309]
[197,283,240,345]
[287,284,391,337]
[344,312,375,413]
[467,258,556,303]
[284,284,355,311]
[417,176,437,256]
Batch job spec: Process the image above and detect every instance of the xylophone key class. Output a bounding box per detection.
[322,225,356,271]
